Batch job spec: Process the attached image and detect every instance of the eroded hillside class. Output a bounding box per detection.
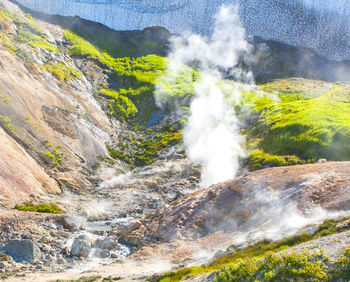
[0,0,350,280]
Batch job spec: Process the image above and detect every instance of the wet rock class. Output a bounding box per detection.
[116,220,142,236]
[95,249,110,258]
[70,236,91,258]
[60,216,83,232]
[95,236,118,250]
[2,240,41,264]
[60,247,70,255]
[110,253,119,259]
[123,235,144,247]
[34,264,43,270]
[92,230,105,236]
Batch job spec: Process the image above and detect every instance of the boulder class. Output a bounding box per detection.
[2,240,41,263]
[98,237,117,250]
[70,236,91,258]
[115,220,142,236]
[94,236,118,250]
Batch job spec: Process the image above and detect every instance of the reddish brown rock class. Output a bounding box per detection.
[139,162,350,242]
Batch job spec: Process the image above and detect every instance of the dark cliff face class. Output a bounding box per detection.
[10,0,350,61]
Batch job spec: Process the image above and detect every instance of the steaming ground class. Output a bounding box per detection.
[25,160,350,281]
[1,2,350,281]
[156,5,252,188]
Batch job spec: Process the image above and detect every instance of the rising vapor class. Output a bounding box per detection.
[156,5,253,187]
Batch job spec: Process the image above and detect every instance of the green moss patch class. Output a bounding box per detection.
[15,203,62,214]
[241,79,350,169]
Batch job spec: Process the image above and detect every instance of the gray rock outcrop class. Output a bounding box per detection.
[2,240,41,263]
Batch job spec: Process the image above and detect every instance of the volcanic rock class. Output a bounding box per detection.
[140,162,350,242]
[96,237,118,250]
[2,240,41,263]
[70,236,91,258]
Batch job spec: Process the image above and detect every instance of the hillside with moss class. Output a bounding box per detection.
[1,0,350,280]
[1,1,350,180]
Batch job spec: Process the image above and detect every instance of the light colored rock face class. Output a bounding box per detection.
[0,127,60,204]
[14,0,350,61]
[0,0,118,200]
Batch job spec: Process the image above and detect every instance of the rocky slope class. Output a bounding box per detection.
[0,127,59,205]
[0,0,350,280]
[127,161,350,244]
[0,0,173,206]
[1,0,348,207]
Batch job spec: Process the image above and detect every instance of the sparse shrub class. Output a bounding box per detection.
[155,217,350,281]
[106,145,133,165]
[0,33,16,54]
[16,30,57,52]
[215,250,329,281]
[91,161,100,170]
[42,61,82,81]
[0,253,11,261]
[41,146,63,166]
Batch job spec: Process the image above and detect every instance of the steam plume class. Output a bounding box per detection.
[156,5,253,187]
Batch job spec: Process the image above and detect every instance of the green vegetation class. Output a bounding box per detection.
[107,145,133,165]
[16,30,58,52]
[241,79,350,169]
[0,33,16,54]
[0,93,11,103]
[2,9,350,173]
[97,155,114,165]
[15,202,62,214]
[42,61,82,81]
[91,161,100,171]
[0,9,10,27]
[64,30,195,126]
[0,115,16,134]
[0,7,58,60]
[247,149,305,171]
[107,124,182,166]
[154,217,350,281]
[216,249,332,281]
[0,271,18,280]
[41,146,63,166]
[101,89,138,122]
[64,29,116,66]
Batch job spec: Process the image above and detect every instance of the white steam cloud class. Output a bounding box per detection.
[156,5,253,188]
